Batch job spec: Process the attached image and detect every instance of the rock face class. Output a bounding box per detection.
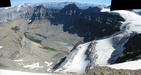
[114,34,141,63]
[0,3,35,23]
[0,3,124,41]
[86,66,141,75]
[0,3,124,52]
[25,3,124,42]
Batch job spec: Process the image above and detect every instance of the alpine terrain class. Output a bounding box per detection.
[0,2,141,75]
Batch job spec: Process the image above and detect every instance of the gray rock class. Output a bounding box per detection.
[86,66,141,75]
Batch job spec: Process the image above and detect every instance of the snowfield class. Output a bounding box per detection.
[92,10,141,69]
[23,62,44,70]
[55,42,91,74]
[107,59,141,70]
[101,8,110,12]
[106,10,141,70]
[112,10,141,21]
[0,69,61,75]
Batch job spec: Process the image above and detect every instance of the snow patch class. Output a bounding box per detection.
[0,46,3,49]
[108,59,141,70]
[101,8,110,12]
[23,62,43,69]
[112,10,141,21]
[4,7,11,10]
[0,69,61,75]
[14,59,23,62]
[93,37,115,66]
[17,5,22,11]
[45,61,53,67]
[55,42,91,74]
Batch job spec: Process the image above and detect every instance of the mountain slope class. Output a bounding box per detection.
[1,3,141,75]
[0,3,124,74]
[50,10,141,74]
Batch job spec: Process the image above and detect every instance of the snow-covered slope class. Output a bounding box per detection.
[0,69,61,75]
[101,8,110,12]
[91,10,141,68]
[112,10,141,21]
[51,10,141,74]
[91,10,141,65]
[107,59,141,70]
[54,42,90,74]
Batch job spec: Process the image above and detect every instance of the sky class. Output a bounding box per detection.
[11,0,111,6]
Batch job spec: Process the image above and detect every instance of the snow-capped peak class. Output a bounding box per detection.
[101,8,110,12]
[112,10,141,21]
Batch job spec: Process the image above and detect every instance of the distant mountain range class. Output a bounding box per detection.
[0,2,109,9]
[41,2,108,9]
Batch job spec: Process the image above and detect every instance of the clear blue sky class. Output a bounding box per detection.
[11,0,111,6]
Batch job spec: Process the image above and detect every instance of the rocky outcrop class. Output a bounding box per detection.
[0,3,34,23]
[114,34,141,63]
[0,3,124,42]
[25,4,124,42]
[86,66,141,75]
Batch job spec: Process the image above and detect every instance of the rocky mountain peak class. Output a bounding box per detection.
[63,3,80,10]
[60,3,81,15]
[86,6,102,12]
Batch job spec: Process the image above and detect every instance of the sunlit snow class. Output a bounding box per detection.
[23,62,43,69]
[55,42,90,74]
[0,69,61,75]
[108,59,141,70]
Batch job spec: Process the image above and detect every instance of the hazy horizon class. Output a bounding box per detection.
[11,0,111,6]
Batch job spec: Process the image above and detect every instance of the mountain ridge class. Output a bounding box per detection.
[1,3,141,75]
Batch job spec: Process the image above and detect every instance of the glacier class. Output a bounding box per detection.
[51,10,141,74]
[54,42,90,74]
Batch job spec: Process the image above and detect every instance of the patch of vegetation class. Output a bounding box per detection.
[24,33,42,44]
[53,53,61,58]
[29,38,42,44]
[40,46,57,52]
[11,26,20,32]
[35,33,47,39]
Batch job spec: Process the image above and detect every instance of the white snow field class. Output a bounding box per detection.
[55,42,91,74]
[0,69,62,75]
[101,8,110,12]
[107,59,141,70]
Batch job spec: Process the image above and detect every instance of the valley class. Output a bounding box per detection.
[0,2,141,75]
